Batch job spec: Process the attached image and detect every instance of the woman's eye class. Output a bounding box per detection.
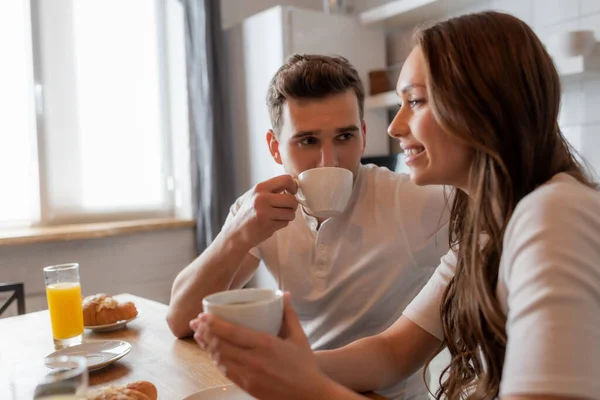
[399,99,424,109]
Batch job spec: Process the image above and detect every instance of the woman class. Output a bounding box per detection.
[190,11,600,400]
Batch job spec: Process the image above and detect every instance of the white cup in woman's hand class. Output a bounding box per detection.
[203,288,284,335]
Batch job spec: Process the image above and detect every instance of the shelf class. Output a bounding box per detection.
[555,43,600,83]
[0,218,195,246]
[366,44,600,111]
[359,0,480,29]
[365,91,398,110]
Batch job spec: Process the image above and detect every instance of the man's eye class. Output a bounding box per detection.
[299,137,317,145]
[338,133,354,141]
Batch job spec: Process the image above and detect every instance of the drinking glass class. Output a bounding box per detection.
[43,263,84,348]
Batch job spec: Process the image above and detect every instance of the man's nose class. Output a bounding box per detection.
[318,143,338,167]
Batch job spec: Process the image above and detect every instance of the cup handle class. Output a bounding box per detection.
[293,178,308,208]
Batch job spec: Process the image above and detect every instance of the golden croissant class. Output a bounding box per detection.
[86,381,158,400]
[83,293,138,326]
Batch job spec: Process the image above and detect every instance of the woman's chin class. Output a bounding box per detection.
[409,169,431,186]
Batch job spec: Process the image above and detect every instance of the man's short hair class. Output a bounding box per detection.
[266,54,365,135]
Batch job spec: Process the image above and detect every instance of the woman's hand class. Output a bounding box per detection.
[190,293,340,400]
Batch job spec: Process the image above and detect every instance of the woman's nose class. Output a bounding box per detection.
[388,108,409,139]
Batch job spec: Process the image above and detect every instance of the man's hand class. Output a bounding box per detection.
[225,175,299,250]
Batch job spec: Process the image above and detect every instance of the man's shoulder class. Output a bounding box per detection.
[359,163,410,189]
[359,163,447,202]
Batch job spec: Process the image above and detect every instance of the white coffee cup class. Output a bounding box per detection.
[294,167,353,219]
[202,288,284,335]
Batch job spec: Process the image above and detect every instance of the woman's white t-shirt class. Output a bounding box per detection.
[403,173,600,399]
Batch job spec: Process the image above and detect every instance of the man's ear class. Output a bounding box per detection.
[361,120,367,155]
[267,129,283,165]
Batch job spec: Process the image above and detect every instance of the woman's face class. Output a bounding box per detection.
[388,47,472,192]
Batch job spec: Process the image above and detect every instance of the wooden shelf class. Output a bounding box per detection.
[359,0,480,29]
[365,91,398,110]
[555,43,600,83]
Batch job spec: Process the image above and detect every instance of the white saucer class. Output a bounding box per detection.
[45,340,132,371]
[84,313,139,332]
[183,384,257,400]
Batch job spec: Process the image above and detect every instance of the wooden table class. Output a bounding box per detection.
[1,294,386,399]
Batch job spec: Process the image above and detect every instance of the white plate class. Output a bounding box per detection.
[84,313,139,332]
[183,384,257,400]
[45,340,132,371]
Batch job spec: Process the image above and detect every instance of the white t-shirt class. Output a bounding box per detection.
[403,173,600,399]
[229,164,450,399]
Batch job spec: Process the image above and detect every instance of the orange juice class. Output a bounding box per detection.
[46,282,84,340]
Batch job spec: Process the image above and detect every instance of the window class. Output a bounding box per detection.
[1,0,190,227]
[0,0,38,226]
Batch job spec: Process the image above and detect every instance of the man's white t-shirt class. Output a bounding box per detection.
[228,164,450,399]
[403,173,600,399]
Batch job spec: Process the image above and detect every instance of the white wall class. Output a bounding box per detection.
[0,228,196,318]
[220,0,323,28]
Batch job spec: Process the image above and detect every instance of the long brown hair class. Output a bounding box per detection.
[416,11,595,399]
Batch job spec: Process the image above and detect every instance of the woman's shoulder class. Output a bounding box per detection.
[502,173,600,280]
[512,173,599,223]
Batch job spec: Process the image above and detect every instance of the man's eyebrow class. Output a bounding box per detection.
[291,130,320,138]
[336,125,360,133]
[291,125,359,137]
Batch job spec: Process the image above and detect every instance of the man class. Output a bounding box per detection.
[167,54,449,399]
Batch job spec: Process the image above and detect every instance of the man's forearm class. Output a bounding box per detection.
[166,231,252,338]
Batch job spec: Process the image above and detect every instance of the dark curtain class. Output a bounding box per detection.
[182,0,236,253]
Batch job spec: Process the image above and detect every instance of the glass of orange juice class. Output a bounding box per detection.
[43,263,84,348]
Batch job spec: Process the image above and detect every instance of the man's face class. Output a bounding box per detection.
[267,90,366,180]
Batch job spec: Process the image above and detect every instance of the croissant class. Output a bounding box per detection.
[86,381,158,400]
[83,294,138,326]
